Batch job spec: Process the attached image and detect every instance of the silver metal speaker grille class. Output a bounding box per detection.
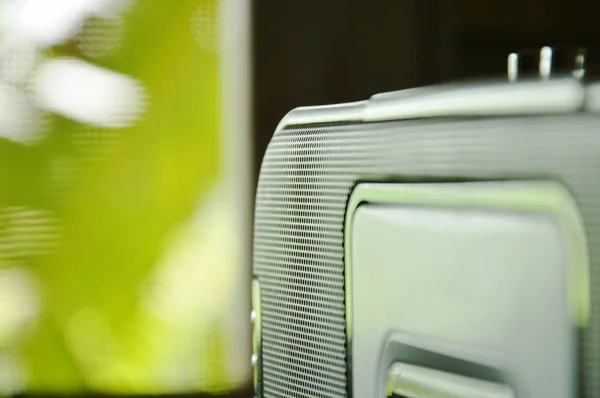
[254,115,600,398]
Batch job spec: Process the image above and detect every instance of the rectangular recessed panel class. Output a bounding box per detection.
[254,115,600,398]
[352,204,571,398]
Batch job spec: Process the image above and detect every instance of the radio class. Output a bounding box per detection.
[252,48,600,398]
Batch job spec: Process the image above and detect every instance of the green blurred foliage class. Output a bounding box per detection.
[0,0,229,394]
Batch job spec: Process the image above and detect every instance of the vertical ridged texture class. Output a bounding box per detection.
[254,115,600,398]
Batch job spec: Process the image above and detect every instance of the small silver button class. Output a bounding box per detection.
[539,46,553,80]
[507,53,518,82]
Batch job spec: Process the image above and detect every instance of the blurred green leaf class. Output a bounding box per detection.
[6,0,225,393]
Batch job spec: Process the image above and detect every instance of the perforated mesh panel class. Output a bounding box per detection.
[254,115,600,398]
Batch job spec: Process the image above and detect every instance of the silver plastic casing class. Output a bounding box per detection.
[275,77,588,131]
[253,76,600,398]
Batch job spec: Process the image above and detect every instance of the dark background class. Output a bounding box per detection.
[252,0,600,183]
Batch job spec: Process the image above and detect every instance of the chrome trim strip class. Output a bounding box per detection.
[252,279,262,394]
[364,78,583,121]
[274,101,367,132]
[386,362,514,398]
[275,78,586,131]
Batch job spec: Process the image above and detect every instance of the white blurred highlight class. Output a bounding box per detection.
[192,3,219,51]
[0,354,25,396]
[0,83,40,142]
[0,35,38,84]
[35,58,145,128]
[1,0,91,48]
[0,0,131,48]
[143,186,238,324]
[0,268,39,344]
